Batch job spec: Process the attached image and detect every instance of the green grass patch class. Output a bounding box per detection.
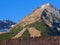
[0,26,23,40]
[20,29,30,38]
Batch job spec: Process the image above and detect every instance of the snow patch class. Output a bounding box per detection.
[11,25,15,27]
[41,3,50,9]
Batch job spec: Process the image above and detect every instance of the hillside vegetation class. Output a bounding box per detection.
[0,20,55,41]
[0,26,23,40]
[27,21,55,36]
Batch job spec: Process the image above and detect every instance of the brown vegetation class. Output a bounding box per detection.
[0,36,60,45]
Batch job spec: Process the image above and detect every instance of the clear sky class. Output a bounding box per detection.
[0,0,60,22]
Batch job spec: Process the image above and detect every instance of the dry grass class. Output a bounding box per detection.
[28,27,41,38]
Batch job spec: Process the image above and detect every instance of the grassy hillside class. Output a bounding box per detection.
[0,26,23,40]
[0,20,54,40]
[26,21,54,36]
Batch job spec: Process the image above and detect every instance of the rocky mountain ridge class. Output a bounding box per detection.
[19,3,60,28]
[0,20,16,32]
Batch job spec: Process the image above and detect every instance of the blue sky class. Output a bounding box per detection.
[0,0,60,22]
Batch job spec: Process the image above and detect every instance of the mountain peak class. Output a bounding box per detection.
[41,3,51,9]
[46,3,51,6]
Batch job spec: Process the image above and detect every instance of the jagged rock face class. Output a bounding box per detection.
[40,4,60,35]
[0,20,16,32]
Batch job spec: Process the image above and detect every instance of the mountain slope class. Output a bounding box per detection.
[0,3,60,40]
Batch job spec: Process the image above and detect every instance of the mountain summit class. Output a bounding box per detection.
[41,3,51,8]
[0,3,60,40]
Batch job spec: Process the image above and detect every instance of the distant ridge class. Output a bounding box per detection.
[0,20,16,32]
